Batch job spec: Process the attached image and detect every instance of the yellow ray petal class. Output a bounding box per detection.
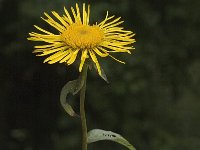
[44,12,64,29]
[36,46,68,56]
[101,43,133,53]
[34,43,64,49]
[64,6,73,24]
[101,17,122,28]
[75,3,82,23]
[109,54,125,64]
[71,7,78,23]
[42,13,64,32]
[89,50,102,75]
[59,50,73,63]
[44,51,65,63]
[33,25,54,35]
[98,46,131,53]
[52,11,68,27]
[48,51,69,64]
[79,50,88,72]
[98,12,115,27]
[93,48,109,57]
[67,49,79,65]
[87,5,90,25]
[82,3,86,25]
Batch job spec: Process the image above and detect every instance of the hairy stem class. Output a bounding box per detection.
[80,65,88,150]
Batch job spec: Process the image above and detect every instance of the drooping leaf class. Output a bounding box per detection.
[60,71,86,117]
[87,129,136,150]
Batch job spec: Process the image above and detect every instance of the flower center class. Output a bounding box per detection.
[61,24,104,49]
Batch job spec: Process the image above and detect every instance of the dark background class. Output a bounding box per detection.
[0,0,200,150]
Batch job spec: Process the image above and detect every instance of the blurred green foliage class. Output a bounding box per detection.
[0,0,200,150]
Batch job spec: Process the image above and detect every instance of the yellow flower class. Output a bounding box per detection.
[28,3,135,76]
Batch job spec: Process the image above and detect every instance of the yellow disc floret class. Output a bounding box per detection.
[61,23,104,49]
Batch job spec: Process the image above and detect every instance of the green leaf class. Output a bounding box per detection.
[87,129,136,150]
[60,73,85,117]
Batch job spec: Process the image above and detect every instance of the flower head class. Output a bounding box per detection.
[28,3,135,76]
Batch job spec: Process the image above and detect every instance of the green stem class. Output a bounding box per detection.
[80,65,88,150]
